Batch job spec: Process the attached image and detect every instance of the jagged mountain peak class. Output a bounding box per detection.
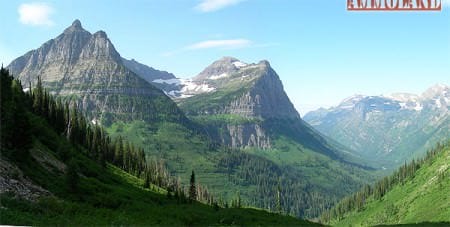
[218,56,240,63]
[7,20,187,125]
[341,94,366,103]
[64,19,86,34]
[72,19,82,27]
[194,56,248,81]
[257,60,271,67]
[93,30,108,38]
[422,83,449,99]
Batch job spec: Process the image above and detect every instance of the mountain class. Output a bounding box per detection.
[121,58,183,94]
[158,57,375,216]
[109,56,375,218]
[321,141,450,226]
[0,68,317,226]
[6,21,373,219]
[178,57,358,160]
[304,85,450,169]
[7,19,186,125]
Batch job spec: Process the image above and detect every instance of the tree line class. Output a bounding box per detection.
[0,67,214,205]
[319,141,450,223]
[216,148,351,218]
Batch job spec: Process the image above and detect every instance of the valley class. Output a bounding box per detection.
[1,3,449,225]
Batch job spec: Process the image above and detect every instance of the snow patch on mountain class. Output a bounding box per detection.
[413,103,423,111]
[338,95,366,109]
[209,73,229,80]
[232,61,247,68]
[152,78,182,85]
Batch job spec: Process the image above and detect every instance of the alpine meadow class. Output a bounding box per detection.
[1,1,449,226]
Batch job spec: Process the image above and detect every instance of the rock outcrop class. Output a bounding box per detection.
[8,20,186,125]
[177,57,341,158]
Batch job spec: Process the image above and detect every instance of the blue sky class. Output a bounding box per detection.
[1,0,449,115]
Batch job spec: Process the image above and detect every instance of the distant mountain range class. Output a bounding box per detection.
[304,84,450,169]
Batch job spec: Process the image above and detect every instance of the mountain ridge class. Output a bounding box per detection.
[304,84,450,169]
[7,20,187,126]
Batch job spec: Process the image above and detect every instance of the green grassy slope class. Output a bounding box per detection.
[106,119,376,218]
[0,112,316,227]
[329,144,450,226]
[1,159,316,226]
[0,68,318,226]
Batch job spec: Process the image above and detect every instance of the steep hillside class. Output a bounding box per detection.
[158,57,375,217]
[0,68,317,226]
[178,57,354,159]
[7,20,186,125]
[304,85,450,169]
[321,142,450,226]
[6,21,373,219]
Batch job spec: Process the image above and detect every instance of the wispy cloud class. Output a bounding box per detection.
[195,0,245,12]
[18,2,54,26]
[162,38,278,57]
[186,39,252,50]
[162,39,251,57]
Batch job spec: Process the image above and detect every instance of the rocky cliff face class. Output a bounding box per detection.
[8,20,185,125]
[304,84,450,168]
[181,58,300,119]
[224,124,271,149]
[176,57,343,157]
[219,61,300,120]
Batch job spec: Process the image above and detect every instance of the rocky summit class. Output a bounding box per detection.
[181,57,300,120]
[8,20,185,125]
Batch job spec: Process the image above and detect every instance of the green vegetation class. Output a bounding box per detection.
[0,67,318,226]
[105,118,376,218]
[178,66,262,115]
[321,142,450,226]
[191,114,262,125]
[304,101,450,170]
[179,87,250,115]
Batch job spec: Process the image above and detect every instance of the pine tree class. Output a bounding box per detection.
[66,159,79,193]
[189,170,196,202]
[144,172,150,188]
[276,180,282,213]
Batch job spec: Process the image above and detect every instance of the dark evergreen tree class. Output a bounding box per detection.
[276,179,282,213]
[66,159,79,193]
[189,170,197,202]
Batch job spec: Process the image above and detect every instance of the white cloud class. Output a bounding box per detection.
[186,39,252,50]
[18,2,54,26]
[195,0,244,12]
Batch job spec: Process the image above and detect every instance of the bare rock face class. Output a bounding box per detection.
[220,62,300,120]
[8,20,185,125]
[0,158,52,201]
[194,57,241,82]
[179,58,304,150]
[225,124,271,149]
